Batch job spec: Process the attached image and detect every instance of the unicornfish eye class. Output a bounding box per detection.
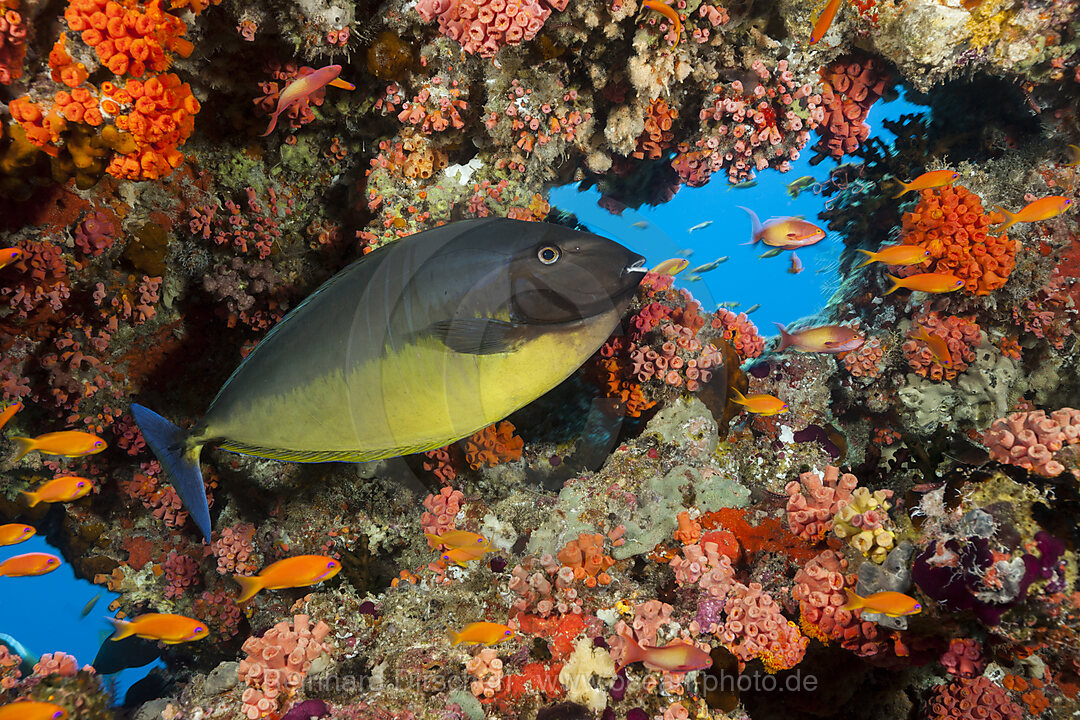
[537,246,560,264]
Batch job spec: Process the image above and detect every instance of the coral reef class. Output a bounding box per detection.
[0,1,1079,720]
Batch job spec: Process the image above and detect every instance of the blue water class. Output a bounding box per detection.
[1,534,162,702]
[552,91,924,332]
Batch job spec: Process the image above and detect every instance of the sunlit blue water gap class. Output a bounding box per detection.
[551,91,924,333]
[2,90,925,709]
[1,535,163,704]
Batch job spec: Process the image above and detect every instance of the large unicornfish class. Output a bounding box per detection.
[133,218,646,541]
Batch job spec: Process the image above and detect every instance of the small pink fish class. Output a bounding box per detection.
[261,65,355,136]
[775,323,864,353]
[739,207,826,249]
[788,252,804,274]
[616,635,712,673]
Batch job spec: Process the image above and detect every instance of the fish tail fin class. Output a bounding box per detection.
[448,629,463,647]
[10,436,35,462]
[107,617,135,641]
[853,249,876,269]
[841,588,863,612]
[424,533,443,548]
[884,274,903,296]
[260,111,281,137]
[19,490,39,508]
[233,574,264,603]
[773,322,794,351]
[131,404,211,542]
[737,206,762,243]
[730,387,747,405]
[891,181,910,199]
[614,634,644,673]
[992,205,1018,232]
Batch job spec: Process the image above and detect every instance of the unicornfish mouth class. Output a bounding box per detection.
[624,256,647,275]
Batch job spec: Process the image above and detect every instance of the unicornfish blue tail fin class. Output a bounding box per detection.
[130,404,211,542]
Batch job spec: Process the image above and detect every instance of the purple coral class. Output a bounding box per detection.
[912,531,1066,626]
[939,638,985,678]
[163,550,202,599]
[282,700,331,720]
[75,211,117,257]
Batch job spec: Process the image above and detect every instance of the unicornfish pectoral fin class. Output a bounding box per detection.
[422,318,527,355]
[130,404,212,543]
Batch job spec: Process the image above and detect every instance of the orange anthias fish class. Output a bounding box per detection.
[109,613,209,644]
[11,431,106,461]
[993,196,1073,232]
[0,701,68,720]
[649,258,690,276]
[642,0,682,46]
[809,0,843,44]
[0,248,22,272]
[261,64,355,136]
[234,554,341,601]
[890,170,959,199]
[739,207,826,249]
[0,248,21,269]
[426,530,492,550]
[441,547,493,566]
[912,326,952,367]
[730,388,787,416]
[21,476,94,507]
[0,523,35,546]
[0,552,61,577]
[854,244,930,269]
[427,530,494,566]
[884,272,964,295]
[843,589,922,618]
[774,323,865,353]
[449,622,515,646]
[1064,144,1080,167]
[0,401,21,432]
[616,635,713,673]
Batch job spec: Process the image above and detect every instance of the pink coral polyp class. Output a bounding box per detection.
[416,0,565,57]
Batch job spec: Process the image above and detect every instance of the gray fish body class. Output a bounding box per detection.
[189,218,645,462]
[135,218,645,541]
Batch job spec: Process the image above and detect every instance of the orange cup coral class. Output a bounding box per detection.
[898,185,1016,295]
